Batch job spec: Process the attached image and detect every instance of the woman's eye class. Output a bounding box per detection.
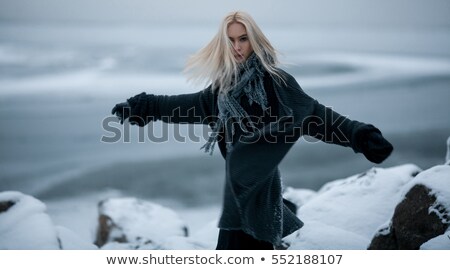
[240,37,248,42]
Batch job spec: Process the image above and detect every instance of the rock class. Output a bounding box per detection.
[56,226,98,250]
[0,191,61,249]
[0,201,15,213]
[290,220,369,250]
[95,197,188,248]
[100,236,208,250]
[290,164,421,249]
[368,165,450,249]
[283,187,317,210]
[420,231,450,249]
[278,188,316,249]
[368,185,446,249]
[0,191,95,250]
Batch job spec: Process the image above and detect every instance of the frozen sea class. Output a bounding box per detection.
[1,22,450,239]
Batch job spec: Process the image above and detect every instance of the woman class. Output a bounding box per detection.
[111,11,393,250]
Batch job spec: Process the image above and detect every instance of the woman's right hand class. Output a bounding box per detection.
[112,92,156,127]
[111,101,131,124]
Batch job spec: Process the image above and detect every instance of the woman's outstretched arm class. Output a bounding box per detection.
[303,100,394,163]
[112,86,216,127]
[279,74,394,164]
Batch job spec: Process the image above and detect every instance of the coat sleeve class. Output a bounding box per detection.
[127,86,216,126]
[302,99,394,161]
[280,73,370,153]
[303,99,369,152]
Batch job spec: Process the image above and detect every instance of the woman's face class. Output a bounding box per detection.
[227,22,253,63]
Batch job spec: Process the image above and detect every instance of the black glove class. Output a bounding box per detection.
[127,92,155,127]
[111,102,131,124]
[357,126,393,164]
[112,92,156,127]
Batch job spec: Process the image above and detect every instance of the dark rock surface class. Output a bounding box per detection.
[368,184,449,249]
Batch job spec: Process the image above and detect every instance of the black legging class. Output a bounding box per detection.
[216,229,274,250]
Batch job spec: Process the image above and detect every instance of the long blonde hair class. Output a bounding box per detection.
[184,11,282,94]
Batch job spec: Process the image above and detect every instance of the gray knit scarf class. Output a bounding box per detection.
[201,53,268,155]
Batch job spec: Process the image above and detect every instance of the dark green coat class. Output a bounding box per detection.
[129,69,379,245]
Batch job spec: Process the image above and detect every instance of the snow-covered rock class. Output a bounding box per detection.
[100,235,208,250]
[369,165,450,249]
[56,226,97,250]
[190,219,219,250]
[283,187,317,210]
[0,191,95,250]
[0,191,60,249]
[3,137,450,250]
[289,164,422,249]
[290,220,369,249]
[421,231,450,250]
[95,197,189,249]
[156,236,210,250]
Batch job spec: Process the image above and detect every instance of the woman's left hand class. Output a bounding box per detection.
[361,131,394,164]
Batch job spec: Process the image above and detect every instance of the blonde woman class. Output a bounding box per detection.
[112,11,393,250]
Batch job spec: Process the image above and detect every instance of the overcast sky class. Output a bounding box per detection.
[1,0,449,27]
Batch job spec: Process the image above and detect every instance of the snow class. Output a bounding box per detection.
[282,187,317,209]
[0,191,97,250]
[45,191,110,245]
[97,200,217,250]
[0,191,60,249]
[1,162,449,250]
[1,11,450,252]
[402,165,450,225]
[55,226,97,250]
[292,164,422,249]
[155,236,210,250]
[99,197,187,245]
[43,188,221,250]
[190,219,220,250]
[96,197,220,250]
[420,231,450,250]
[290,220,369,250]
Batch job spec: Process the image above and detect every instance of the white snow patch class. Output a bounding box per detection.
[290,164,421,249]
[420,231,450,250]
[99,197,187,246]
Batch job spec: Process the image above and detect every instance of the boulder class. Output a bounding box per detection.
[283,187,317,210]
[368,165,450,249]
[0,191,95,249]
[95,197,189,249]
[290,164,421,249]
[0,201,15,213]
[0,191,62,249]
[56,226,97,250]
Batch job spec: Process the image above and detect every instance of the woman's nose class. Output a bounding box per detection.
[233,41,241,51]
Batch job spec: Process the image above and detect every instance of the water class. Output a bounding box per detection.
[1,22,450,208]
